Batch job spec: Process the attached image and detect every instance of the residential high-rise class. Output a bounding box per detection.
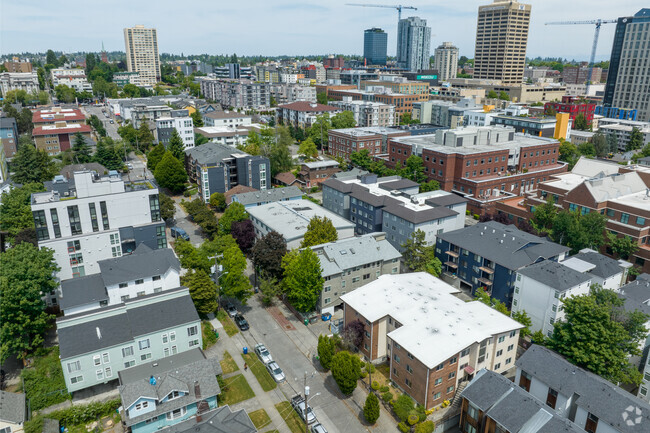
[434,42,459,81]
[604,9,650,122]
[363,28,388,66]
[473,0,531,84]
[396,17,431,72]
[123,25,160,87]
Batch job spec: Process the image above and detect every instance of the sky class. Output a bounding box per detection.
[1,0,647,61]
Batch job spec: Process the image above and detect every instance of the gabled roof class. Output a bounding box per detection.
[160,405,256,433]
[618,273,650,316]
[517,261,591,293]
[98,244,180,286]
[0,391,26,425]
[570,249,628,279]
[59,274,107,310]
[185,141,249,165]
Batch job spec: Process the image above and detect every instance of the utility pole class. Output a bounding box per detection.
[304,373,309,433]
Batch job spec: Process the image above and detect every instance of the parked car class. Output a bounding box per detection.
[311,424,328,433]
[225,303,238,317]
[234,314,249,331]
[265,361,285,382]
[291,394,317,425]
[254,343,273,364]
[170,227,190,241]
[126,162,133,170]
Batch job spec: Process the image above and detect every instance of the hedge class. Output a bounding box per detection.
[25,399,121,433]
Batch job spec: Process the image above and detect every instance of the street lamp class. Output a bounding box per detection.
[304,387,321,433]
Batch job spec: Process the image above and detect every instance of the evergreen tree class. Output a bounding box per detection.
[363,392,380,424]
[11,141,57,184]
[137,121,155,150]
[147,143,166,171]
[592,132,607,157]
[71,132,92,163]
[401,230,442,276]
[627,127,644,151]
[168,129,185,160]
[190,110,204,127]
[607,133,618,154]
[94,137,123,170]
[574,113,589,131]
[317,335,336,371]
[331,351,362,395]
[154,152,187,193]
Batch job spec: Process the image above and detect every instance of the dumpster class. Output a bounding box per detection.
[321,313,332,321]
[243,347,248,354]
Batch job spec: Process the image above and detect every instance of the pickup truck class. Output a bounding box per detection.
[291,394,317,425]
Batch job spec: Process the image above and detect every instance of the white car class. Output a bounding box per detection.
[311,424,328,433]
[254,343,273,365]
[266,361,285,383]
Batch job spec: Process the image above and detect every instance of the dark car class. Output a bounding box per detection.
[234,314,249,331]
[170,227,190,241]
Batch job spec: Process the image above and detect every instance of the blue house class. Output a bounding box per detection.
[435,221,569,307]
[118,349,222,433]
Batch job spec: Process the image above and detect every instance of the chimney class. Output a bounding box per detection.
[194,381,202,399]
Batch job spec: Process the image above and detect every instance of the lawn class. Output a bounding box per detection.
[275,401,306,433]
[242,353,277,391]
[220,351,239,374]
[248,408,272,430]
[216,309,240,337]
[220,374,255,405]
[21,347,71,411]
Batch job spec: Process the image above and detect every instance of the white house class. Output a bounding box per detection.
[562,248,631,291]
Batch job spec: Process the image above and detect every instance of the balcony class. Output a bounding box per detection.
[446,250,459,258]
[445,261,458,269]
[479,266,494,274]
[478,277,493,286]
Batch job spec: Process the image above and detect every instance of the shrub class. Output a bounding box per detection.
[360,371,368,379]
[442,399,450,408]
[414,421,435,433]
[392,394,415,422]
[382,391,393,402]
[465,210,470,215]
[202,321,217,349]
[363,392,380,424]
[21,347,70,411]
[380,385,390,393]
[330,351,362,395]
[408,414,419,426]
[415,405,427,422]
[371,381,380,390]
[365,361,376,373]
[317,335,335,371]
[473,214,480,220]
[24,399,121,433]
[398,422,410,433]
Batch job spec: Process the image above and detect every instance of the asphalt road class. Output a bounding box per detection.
[82,104,121,140]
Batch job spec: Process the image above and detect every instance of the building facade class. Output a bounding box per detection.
[270,84,317,105]
[329,98,397,128]
[32,122,92,155]
[199,79,270,110]
[203,111,252,128]
[50,68,93,93]
[327,126,409,160]
[0,72,39,94]
[434,42,459,82]
[155,110,194,150]
[275,101,340,129]
[123,25,161,87]
[364,28,388,66]
[0,117,18,158]
[544,95,596,126]
[396,17,431,72]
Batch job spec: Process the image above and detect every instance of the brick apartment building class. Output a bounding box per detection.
[544,95,596,126]
[386,126,568,215]
[33,107,86,127]
[341,273,522,410]
[327,127,409,160]
[325,88,427,120]
[296,160,340,188]
[32,122,92,155]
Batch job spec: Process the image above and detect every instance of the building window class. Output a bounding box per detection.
[33,210,50,241]
[96,369,104,380]
[67,205,82,235]
[50,209,61,238]
[100,201,109,230]
[189,339,200,347]
[135,279,144,285]
[621,213,630,224]
[496,349,503,357]
[406,364,413,374]
[139,339,150,350]
[461,348,470,357]
[405,378,412,388]
[89,203,99,232]
[498,336,505,343]
[149,195,161,222]
[70,375,83,384]
[433,392,441,400]
[124,360,135,368]
[187,325,198,336]
[394,354,401,364]
[436,362,444,371]
[122,346,134,357]
[141,353,152,361]
[446,385,454,393]
[448,372,455,379]
[494,363,501,370]
[166,407,187,420]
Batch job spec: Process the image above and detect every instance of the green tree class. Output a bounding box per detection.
[363,392,380,424]
[71,132,92,163]
[220,244,253,303]
[168,128,185,160]
[282,249,324,312]
[122,83,141,98]
[419,180,440,193]
[309,113,331,149]
[317,335,336,371]
[46,49,57,66]
[159,192,176,221]
[487,90,498,99]
[607,233,638,260]
[531,197,558,232]
[317,92,328,104]
[511,310,533,338]
[182,269,218,315]
[138,121,155,150]
[36,91,49,105]
[558,140,578,168]
[54,84,76,103]
[154,152,187,193]
[627,127,644,151]
[574,113,589,131]
[551,210,607,254]
[392,394,415,422]
[547,287,648,385]
[401,230,442,276]
[147,143,166,171]
[94,137,123,170]
[607,133,618,154]
[399,112,420,125]
[592,132,607,157]
[531,330,547,345]
[0,243,58,364]
[350,149,373,170]
[401,155,426,183]
[219,202,248,234]
[330,351,362,395]
[209,192,227,211]
[258,277,281,306]
[475,287,509,315]
[252,231,287,280]
[331,111,356,129]
[18,108,34,135]
[414,421,435,433]
[174,238,212,272]
[301,216,338,248]
[11,142,57,184]
[298,137,318,159]
[577,141,595,157]
[0,183,46,242]
[190,110,204,127]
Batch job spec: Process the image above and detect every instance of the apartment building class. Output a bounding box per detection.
[50,68,93,93]
[193,126,254,147]
[0,117,18,158]
[275,101,340,129]
[58,288,201,393]
[32,122,92,155]
[184,142,270,202]
[312,233,401,314]
[3,60,32,73]
[118,349,221,433]
[327,126,409,160]
[33,107,86,127]
[329,98,397,128]
[297,160,341,188]
[341,273,522,409]
[247,199,355,249]
[203,111,252,128]
[270,84,317,105]
[199,79,270,110]
[473,0,531,85]
[544,95,596,126]
[0,72,39,94]
[155,109,194,150]
[622,274,650,402]
[326,88,426,120]
[562,65,603,84]
[230,185,302,209]
[412,98,479,128]
[387,126,567,215]
[396,17,431,72]
[598,119,650,151]
[434,42,459,82]
[113,71,140,87]
[31,171,167,281]
[435,221,569,306]
[58,244,180,315]
[123,25,161,87]
[360,79,430,96]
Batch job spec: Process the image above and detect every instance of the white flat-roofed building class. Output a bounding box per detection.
[203,111,252,128]
[0,71,38,94]
[248,199,355,249]
[50,68,93,93]
[329,97,397,127]
[155,110,194,150]
[341,272,523,409]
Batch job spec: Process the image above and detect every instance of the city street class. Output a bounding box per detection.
[82,104,121,140]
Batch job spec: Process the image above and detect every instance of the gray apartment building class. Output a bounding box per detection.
[396,17,431,72]
[364,28,388,66]
[312,232,401,314]
[199,78,270,110]
[184,142,270,203]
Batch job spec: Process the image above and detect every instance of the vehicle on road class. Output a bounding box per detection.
[234,314,249,331]
[225,303,238,317]
[291,394,317,425]
[265,361,285,382]
[110,119,114,124]
[254,343,273,364]
[126,162,133,170]
[170,227,190,241]
[311,424,328,433]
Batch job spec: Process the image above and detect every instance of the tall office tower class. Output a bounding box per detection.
[364,28,388,66]
[604,9,650,121]
[473,0,531,84]
[123,25,161,87]
[396,17,431,72]
[434,42,459,81]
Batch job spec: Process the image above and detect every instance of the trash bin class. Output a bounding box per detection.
[243,347,248,354]
[304,318,309,326]
[214,331,219,339]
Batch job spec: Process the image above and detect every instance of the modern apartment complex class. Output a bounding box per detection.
[275,101,341,129]
[312,232,401,314]
[341,273,522,409]
[396,17,431,72]
[327,126,409,160]
[203,111,252,128]
[31,171,167,282]
[199,79,270,110]
[58,288,201,393]
[473,0,531,85]
[434,42,459,82]
[270,84,317,105]
[329,98,397,128]
[364,28,388,66]
[123,25,161,87]
[155,109,195,150]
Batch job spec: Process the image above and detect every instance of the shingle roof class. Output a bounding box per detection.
[377,179,419,191]
[618,274,650,316]
[59,274,107,310]
[274,171,303,185]
[58,291,199,359]
[0,391,26,424]
[98,244,180,286]
[383,202,458,224]
[516,345,650,433]
[572,250,626,279]
[204,111,250,120]
[161,405,257,433]
[437,221,570,270]
[517,261,591,292]
[224,184,259,204]
[425,193,468,207]
[278,101,339,112]
[185,141,247,165]
[232,186,303,206]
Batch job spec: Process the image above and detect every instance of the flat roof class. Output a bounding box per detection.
[32,123,91,136]
[341,273,523,369]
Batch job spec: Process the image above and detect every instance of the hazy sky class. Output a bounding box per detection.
[1,0,646,61]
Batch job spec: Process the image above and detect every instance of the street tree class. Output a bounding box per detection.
[72,132,92,163]
[219,202,248,234]
[231,219,256,254]
[298,137,318,160]
[220,244,253,303]
[0,243,58,364]
[209,192,227,211]
[54,84,76,103]
[548,287,648,385]
[94,137,123,170]
[154,152,187,193]
[281,249,324,312]
[252,231,287,280]
[159,192,176,221]
[168,128,185,160]
[11,141,57,184]
[401,230,442,276]
[308,113,331,149]
[258,277,281,306]
[331,351,362,395]
[182,269,218,315]
[174,239,212,273]
[301,216,338,248]
[317,335,336,371]
[364,392,380,424]
[147,143,166,170]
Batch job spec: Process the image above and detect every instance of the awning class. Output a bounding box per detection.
[464,365,475,375]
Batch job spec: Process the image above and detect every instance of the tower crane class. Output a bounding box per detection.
[545,19,617,94]
[346,3,417,22]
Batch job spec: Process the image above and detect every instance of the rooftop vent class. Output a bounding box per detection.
[96,327,102,339]
[150,375,157,386]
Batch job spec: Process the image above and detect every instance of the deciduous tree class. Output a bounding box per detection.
[342,319,365,349]
[154,152,187,193]
[531,197,558,232]
[231,219,256,254]
[209,192,226,211]
[592,132,607,157]
[301,216,338,248]
[219,202,248,234]
[281,249,323,312]
[159,192,176,221]
[331,111,356,129]
[574,113,589,131]
[607,233,638,260]
[511,310,532,338]
[252,231,287,280]
[627,127,644,151]
[419,180,440,193]
[330,351,362,395]
[0,183,46,241]
[182,269,218,315]
[147,143,166,171]
[258,277,281,306]
[220,245,253,303]
[298,137,318,159]
[401,155,426,183]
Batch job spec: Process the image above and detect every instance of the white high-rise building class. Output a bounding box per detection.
[434,42,459,82]
[396,17,431,72]
[123,25,161,87]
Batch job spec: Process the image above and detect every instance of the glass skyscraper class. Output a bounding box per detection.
[364,28,388,66]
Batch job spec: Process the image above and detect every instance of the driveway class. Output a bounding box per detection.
[170,195,205,247]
